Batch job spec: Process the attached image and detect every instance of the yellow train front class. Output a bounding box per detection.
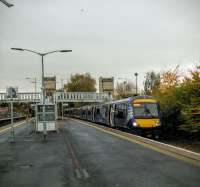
[128,96,161,138]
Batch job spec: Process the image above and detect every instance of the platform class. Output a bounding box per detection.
[0,119,199,187]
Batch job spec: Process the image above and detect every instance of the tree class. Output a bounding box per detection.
[160,65,181,91]
[115,80,136,99]
[143,71,160,95]
[64,73,96,92]
[178,65,200,135]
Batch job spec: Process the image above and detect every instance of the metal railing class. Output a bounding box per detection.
[56,92,112,102]
[0,92,112,103]
[0,92,41,102]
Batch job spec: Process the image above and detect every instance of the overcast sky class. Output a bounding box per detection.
[0,0,200,92]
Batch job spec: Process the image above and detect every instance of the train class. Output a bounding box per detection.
[65,95,162,138]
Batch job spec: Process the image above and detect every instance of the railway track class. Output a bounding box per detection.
[0,117,25,127]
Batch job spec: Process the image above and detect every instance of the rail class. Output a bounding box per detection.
[0,116,25,127]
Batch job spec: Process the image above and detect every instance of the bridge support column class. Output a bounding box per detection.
[10,100,15,143]
[55,102,58,120]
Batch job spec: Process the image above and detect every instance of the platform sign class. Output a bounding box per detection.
[36,103,56,132]
[62,103,69,106]
[6,87,18,99]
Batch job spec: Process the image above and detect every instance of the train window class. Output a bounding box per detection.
[115,103,127,118]
[116,103,127,111]
[96,108,100,115]
[133,103,159,118]
[101,107,106,118]
[45,105,55,112]
[105,106,109,117]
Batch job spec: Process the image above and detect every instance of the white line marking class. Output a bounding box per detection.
[0,121,26,134]
[75,169,82,179]
[82,169,90,178]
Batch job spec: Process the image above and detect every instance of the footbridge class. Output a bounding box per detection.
[0,92,112,103]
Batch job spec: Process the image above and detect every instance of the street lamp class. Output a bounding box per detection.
[134,73,138,95]
[26,77,41,99]
[0,0,14,7]
[11,48,72,139]
[26,77,37,93]
[60,78,68,91]
[11,48,72,104]
[118,78,128,96]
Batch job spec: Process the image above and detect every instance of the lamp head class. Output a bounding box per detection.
[60,50,72,53]
[11,48,24,51]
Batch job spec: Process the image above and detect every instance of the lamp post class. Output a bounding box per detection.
[60,78,68,119]
[26,77,39,98]
[11,48,72,139]
[134,73,138,95]
[11,48,72,104]
[118,78,128,96]
[60,78,68,91]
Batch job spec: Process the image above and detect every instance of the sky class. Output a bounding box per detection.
[0,0,200,92]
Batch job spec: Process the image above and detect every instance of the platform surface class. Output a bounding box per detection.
[0,119,199,187]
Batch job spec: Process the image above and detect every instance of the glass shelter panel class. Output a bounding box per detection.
[45,105,55,112]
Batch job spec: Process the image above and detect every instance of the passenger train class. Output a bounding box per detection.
[66,96,162,138]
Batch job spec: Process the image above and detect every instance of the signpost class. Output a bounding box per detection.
[62,103,68,119]
[6,87,18,143]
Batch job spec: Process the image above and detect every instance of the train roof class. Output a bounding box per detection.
[67,95,158,109]
[103,95,156,105]
[133,95,156,100]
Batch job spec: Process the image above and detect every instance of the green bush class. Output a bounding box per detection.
[144,65,200,138]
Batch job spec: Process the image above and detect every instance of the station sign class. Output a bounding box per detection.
[62,103,69,106]
[6,87,18,99]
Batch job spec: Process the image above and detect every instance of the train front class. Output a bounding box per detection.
[129,97,161,138]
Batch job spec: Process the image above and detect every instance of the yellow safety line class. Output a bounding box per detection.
[70,118,200,167]
[0,121,26,134]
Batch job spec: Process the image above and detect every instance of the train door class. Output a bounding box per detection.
[109,104,115,127]
[94,106,101,123]
[92,106,95,122]
[115,103,127,127]
[105,105,110,126]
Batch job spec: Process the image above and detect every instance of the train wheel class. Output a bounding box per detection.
[154,134,159,139]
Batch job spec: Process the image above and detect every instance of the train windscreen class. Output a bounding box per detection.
[133,103,159,118]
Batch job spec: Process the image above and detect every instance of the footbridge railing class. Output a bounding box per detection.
[0,92,112,103]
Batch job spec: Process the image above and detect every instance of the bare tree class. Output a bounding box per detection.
[115,80,136,99]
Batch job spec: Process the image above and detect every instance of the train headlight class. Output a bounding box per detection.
[156,122,161,127]
[133,122,138,127]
